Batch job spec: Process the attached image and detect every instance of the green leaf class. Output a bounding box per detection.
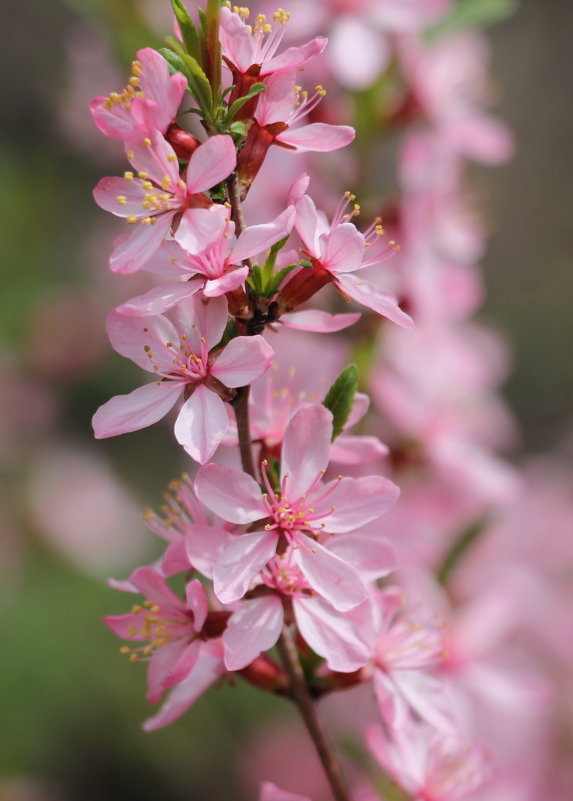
[260,235,289,284]
[226,82,266,122]
[229,120,247,139]
[170,0,201,59]
[427,0,519,40]
[165,36,213,115]
[262,263,299,297]
[323,364,359,440]
[246,264,264,294]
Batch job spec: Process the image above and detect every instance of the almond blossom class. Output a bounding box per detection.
[90,48,187,142]
[93,132,236,273]
[92,295,274,463]
[277,184,413,327]
[194,404,399,609]
[103,566,227,731]
[368,722,492,801]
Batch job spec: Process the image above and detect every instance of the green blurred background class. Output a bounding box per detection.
[0,1,572,799]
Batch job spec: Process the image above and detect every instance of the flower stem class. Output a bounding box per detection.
[277,626,352,801]
[233,385,256,479]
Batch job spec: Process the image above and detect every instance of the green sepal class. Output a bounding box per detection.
[260,235,289,284]
[246,264,264,295]
[323,364,359,440]
[226,82,266,122]
[170,0,201,59]
[218,317,239,348]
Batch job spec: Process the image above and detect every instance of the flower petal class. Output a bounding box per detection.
[295,539,367,612]
[106,308,179,370]
[92,382,181,438]
[174,385,229,464]
[280,309,361,332]
[115,281,202,316]
[294,596,371,672]
[195,463,266,524]
[213,530,279,604]
[211,334,274,388]
[203,267,249,297]
[232,207,295,263]
[334,273,414,328]
[281,404,333,499]
[223,596,284,670]
[322,223,365,274]
[109,214,174,274]
[326,533,397,582]
[278,123,355,153]
[313,476,400,533]
[185,135,237,194]
[185,524,234,579]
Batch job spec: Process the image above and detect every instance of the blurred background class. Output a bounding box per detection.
[0,1,572,799]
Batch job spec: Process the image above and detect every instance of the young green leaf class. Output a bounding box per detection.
[165,36,213,115]
[170,0,201,59]
[226,82,266,122]
[427,0,518,40]
[323,364,359,440]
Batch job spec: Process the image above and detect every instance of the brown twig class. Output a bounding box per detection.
[277,626,352,801]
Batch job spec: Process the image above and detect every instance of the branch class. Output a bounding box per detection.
[277,626,352,801]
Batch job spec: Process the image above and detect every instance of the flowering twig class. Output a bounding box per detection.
[277,626,352,801]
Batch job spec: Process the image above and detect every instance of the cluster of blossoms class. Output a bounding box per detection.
[89,2,567,801]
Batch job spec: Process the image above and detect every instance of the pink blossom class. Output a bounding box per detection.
[368,721,492,801]
[93,132,236,273]
[119,206,296,312]
[92,295,274,463]
[103,566,226,730]
[195,404,399,609]
[90,48,187,142]
[220,6,326,81]
[278,186,413,327]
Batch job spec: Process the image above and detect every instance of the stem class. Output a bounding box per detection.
[234,385,256,479]
[205,0,222,100]
[437,519,485,586]
[277,627,352,801]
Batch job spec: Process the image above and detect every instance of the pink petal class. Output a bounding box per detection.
[329,17,390,90]
[109,214,173,274]
[260,782,311,801]
[130,566,184,607]
[125,129,180,188]
[185,135,237,194]
[161,639,202,693]
[295,540,367,612]
[136,48,187,130]
[211,334,274,388]
[277,123,356,153]
[281,405,333,499]
[346,391,369,427]
[143,640,225,731]
[334,272,414,328]
[93,176,149,217]
[280,309,361,332]
[232,207,295,262]
[203,267,249,297]
[313,476,400,533]
[171,293,229,351]
[263,36,327,74]
[160,539,191,576]
[322,223,365,274]
[103,612,147,641]
[147,638,191,702]
[185,523,234,579]
[223,595,284,670]
[213,530,279,604]
[92,382,182,438]
[294,596,371,672]
[106,308,179,370]
[90,96,136,141]
[114,281,202,316]
[174,204,228,254]
[326,533,397,583]
[219,6,255,72]
[185,579,208,631]
[195,463,266,524]
[294,194,321,255]
[174,385,229,464]
[329,434,389,464]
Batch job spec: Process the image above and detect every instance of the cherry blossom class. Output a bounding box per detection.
[92,295,274,463]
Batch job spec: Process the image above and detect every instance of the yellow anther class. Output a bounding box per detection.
[129,653,140,663]
[132,60,143,76]
[161,175,171,190]
[167,153,177,162]
[143,137,152,147]
[120,646,131,654]
[141,181,152,190]
[200,336,206,343]
[127,626,137,636]
[137,172,148,180]
[126,214,138,224]
[127,150,134,159]
[124,171,134,181]
[129,76,140,87]
[311,548,317,553]
[179,179,186,190]
[116,195,127,205]
[144,345,151,352]
[141,216,156,225]
[273,8,290,24]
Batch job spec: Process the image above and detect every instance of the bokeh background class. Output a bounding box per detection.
[0,1,572,799]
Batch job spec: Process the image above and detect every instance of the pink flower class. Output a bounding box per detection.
[278,185,413,327]
[103,566,227,730]
[368,721,492,801]
[90,48,187,142]
[92,295,274,463]
[237,72,355,194]
[220,6,326,82]
[93,132,236,273]
[195,404,399,609]
[371,586,454,733]
[118,206,296,314]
